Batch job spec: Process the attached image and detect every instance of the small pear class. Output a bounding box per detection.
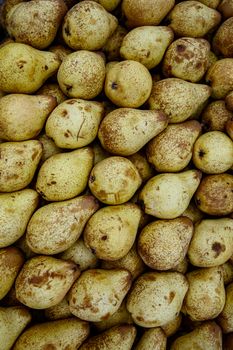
[84,203,141,261]
[103,25,128,61]
[225,90,233,111]
[0,140,42,192]
[13,318,89,350]
[188,218,233,267]
[15,235,36,260]
[170,257,189,275]
[36,83,67,105]
[183,266,225,321]
[221,262,233,285]
[27,195,99,255]
[98,108,168,156]
[49,45,72,62]
[62,1,118,50]
[0,306,31,350]
[126,272,188,327]
[36,147,94,201]
[45,296,72,320]
[105,60,152,108]
[92,140,110,165]
[69,269,132,322]
[0,247,24,300]
[135,328,167,350]
[148,78,211,123]
[37,133,61,162]
[138,217,193,270]
[139,170,202,219]
[60,238,99,271]
[218,0,233,18]
[168,1,221,37]
[0,43,60,93]
[213,17,233,57]
[182,201,204,223]
[147,120,202,172]
[195,174,233,215]
[122,0,175,27]
[163,37,210,82]
[161,314,182,337]
[193,131,233,173]
[79,325,136,350]
[6,0,67,49]
[206,58,233,98]
[201,100,233,132]
[88,156,142,205]
[218,282,233,332]
[127,152,154,182]
[120,26,174,70]
[0,94,57,141]
[15,255,80,309]
[171,321,222,350]
[226,119,233,140]
[46,99,104,149]
[0,189,39,247]
[92,0,121,11]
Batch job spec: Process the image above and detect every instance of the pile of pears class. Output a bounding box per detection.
[0,0,233,349]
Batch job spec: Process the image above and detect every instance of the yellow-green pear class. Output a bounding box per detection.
[213,17,233,57]
[45,297,72,320]
[161,314,182,337]
[0,94,57,141]
[103,25,128,61]
[194,0,220,8]
[139,170,202,219]
[206,58,233,98]
[201,100,233,132]
[218,282,233,332]
[0,306,31,350]
[127,152,154,182]
[135,328,167,350]
[148,78,211,123]
[182,201,204,223]
[226,119,233,140]
[221,262,233,285]
[0,189,39,247]
[0,140,42,192]
[27,195,99,255]
[37,133,61,162]
[36,83,67,105]
[92,0,121,11]
[36,147,94,201]
[218,0,233,18]
[0,43,60,93]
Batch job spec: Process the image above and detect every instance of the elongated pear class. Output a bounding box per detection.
[149,78,211,123]
[0,43,60,93]
[0,140,42,192]
[68,269,132,322]
[98,108,168,156]
[147,120,202,172]
[0,306,31,350]
[36,147,94,201]
[0,94,57,141]
[27,195,99,255]
[135,328,167,350]
[79,325,136,350]
[15,256,80,309]
[0,189,39,247]
[139,170,202,219]
[84,203,141,261]
[13,318,89,350]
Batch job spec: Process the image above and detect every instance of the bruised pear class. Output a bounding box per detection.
[135,328,167,350]
[98,108,168,156]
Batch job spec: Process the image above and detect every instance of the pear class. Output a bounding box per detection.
[0,0,25,28]
[182,201,204,223]
[0,306,31,350]
[120,26,174,70]
[161,314,182,337]
[46,99,104,149]
[206,58,233,99]
[15,235,36,260]
[57,50,105,99]
[0,140,42,192]
[27,195,99,255]
[62,1,118,51]
[221,262,233,285]
[37,133,61,162]
[15,255,80,309]
[201,100,232,131]
[195,174,233,215]
[36,83,67,105]
[0,247,24,300]
[168,1,221,37]
[163,37,210,82]
[138,217,193,270]
[88,156,142,205]
[92,0,121,11]
[84,203,141,261]
[36,147,94,201]
[0,189,39,247]
[13,318,89,350]
[147,120,202,172]
[183,266,225,321]
[105,60,152,108]
[45,296,72,320]
[79,325,136,350]
[0,94,57,141]
[49,45,72,62]
[218,0,233,18]
[193,131,233,173]
[68,268,132,322]
[226,119,233,140]
[213,17,233,57]
[148,78,211,123]
[225,90,233,111]
[0,43,60,93]
[224,334,233,350]
[127,152,154,182]
[126,272,188,327]
[60,238,99,271]
[218,282,233,332]
[188,218,233,267]
[139,170,202,219]
[5,0,67,49]
[171,257,189,275]
[98,108,168,156]
[194,0,220,8]
[103,25,128,61]
[135,328,167,350]
[171,321,222,350]
[122,0,175,27]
